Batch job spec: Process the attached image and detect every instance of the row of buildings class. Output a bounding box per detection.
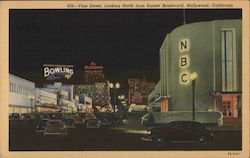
[9,73,111,114]
[9,59,157,114]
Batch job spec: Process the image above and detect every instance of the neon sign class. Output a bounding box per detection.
[178,39,191,85]
[43,64,74,80]
[84,62,103,70]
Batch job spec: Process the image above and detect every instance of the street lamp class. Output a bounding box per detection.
[118,95,125,100]
[190,72,198,121]
[118,95,125,117]
[109,82,120,113]
[28,95,35,113]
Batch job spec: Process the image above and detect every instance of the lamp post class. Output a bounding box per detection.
[118,95,125,117]
[109,82,120,114]
[190,72,198,121]
[28,95,35,113]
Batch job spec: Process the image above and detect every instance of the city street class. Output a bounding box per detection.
[9,114,242,151]
[5,8,245,156]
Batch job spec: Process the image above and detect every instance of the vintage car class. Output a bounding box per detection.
[36,119,49,133]
[62,118,77,128]
[44,120,67,137]
[72,115,85,125]
[141,121,213,146]
[9,113,21,120]
[86,118,101,128]
[94,112,113,126]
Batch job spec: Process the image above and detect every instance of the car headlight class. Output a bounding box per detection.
[145,130,152,135]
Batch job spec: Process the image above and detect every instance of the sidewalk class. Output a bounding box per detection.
[111,114,242,131]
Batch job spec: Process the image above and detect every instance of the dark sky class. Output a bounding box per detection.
[9,9,241,92]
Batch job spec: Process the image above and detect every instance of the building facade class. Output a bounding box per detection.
[35,88,59,113]
[9,74,36,114]
[78,94,93,112]
[74,82,110,108]
[43,82,77,113]
[84,62,105,84]
[149,19,242,119]
[128,79,155,104]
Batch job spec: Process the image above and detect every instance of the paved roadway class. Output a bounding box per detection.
[9,115,242,151]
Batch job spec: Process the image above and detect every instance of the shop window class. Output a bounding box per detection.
[13,84,16,93]
[222,101,232,116]
[221,29,237,92]
[10,83,13,92]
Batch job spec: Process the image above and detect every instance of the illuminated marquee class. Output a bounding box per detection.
[178,39,191,85]
[43,64,74,80]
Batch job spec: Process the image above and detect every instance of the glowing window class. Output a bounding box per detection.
[221,29,237,92]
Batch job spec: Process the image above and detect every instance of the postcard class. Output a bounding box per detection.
[0,0,249,158]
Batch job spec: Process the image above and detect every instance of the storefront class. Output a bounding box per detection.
[35,88,58,113]
[36,104,61,113]
[9,74,36,114]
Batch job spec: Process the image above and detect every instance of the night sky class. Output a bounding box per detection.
[9,9,241,93]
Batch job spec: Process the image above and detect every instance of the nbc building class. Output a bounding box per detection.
[148,19,242,125]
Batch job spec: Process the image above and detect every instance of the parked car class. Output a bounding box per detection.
[31,113,42,120]
[86,118,101,128]
[9,113,21,120]
[44,120,67,137]
[36,119,49,133]
[72,115,85,125]
[62,118,76,128]
[46,113,60,119]
[94,112,113,126]
[141,121,213,146]
[101,118,112,126]
[78,113,85,118]
[39,113,49,119]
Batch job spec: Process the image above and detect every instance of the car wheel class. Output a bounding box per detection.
[154,136,167,146]
[199,136,209,145]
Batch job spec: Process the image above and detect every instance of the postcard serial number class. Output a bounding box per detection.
[227,152,240,156]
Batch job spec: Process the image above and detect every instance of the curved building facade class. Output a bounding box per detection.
[150,19,242,119]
